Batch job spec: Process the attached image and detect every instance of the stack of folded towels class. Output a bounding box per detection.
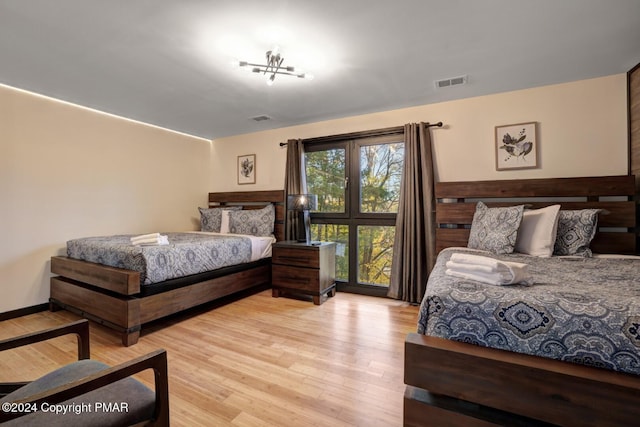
[445,253,533,286]
[130,233,169,246]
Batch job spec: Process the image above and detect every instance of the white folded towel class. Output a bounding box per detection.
[449,253,507,269]
[130,233,161,243]
[446,260,498,275]
[131,234,169,246]
[445,254,533,286]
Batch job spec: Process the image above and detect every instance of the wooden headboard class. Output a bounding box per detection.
[435,175,636,254]
[208,190,285,241]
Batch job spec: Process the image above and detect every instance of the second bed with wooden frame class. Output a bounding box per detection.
[404,175,640,427]
[49,190,284,346]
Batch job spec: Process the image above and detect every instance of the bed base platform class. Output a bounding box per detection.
[50,190,284,346]
[50,259,271,346]
[405,334,640,426]
[404,387,554,427]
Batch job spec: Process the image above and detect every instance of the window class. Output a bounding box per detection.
[305,133,404,295]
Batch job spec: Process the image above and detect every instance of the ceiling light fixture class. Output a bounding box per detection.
[235,46,314,86]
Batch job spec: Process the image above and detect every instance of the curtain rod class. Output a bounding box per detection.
[279,121,443,146]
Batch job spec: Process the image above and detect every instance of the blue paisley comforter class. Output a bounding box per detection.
[418,248,640,376]
[67,233,253,286]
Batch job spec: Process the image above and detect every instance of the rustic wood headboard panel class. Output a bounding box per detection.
[435,175,636,254]
[629,62,640,249]
[629,62,640,188]
[208,190,285,241]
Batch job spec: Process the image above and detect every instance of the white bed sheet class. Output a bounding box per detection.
[191,232,276,261]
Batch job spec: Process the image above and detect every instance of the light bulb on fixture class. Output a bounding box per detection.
[231,59,249,69]
[266,74,276,86]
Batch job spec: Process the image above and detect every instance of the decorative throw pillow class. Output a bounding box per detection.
[553,209,601,257]
[468,202,524,254]
[514,205,561,257]
[199,206,242,232]
[228,204,275,236]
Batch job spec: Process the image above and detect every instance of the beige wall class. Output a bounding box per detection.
[211,74,628,190]
[0,73,629,312]
[0,85,212,312]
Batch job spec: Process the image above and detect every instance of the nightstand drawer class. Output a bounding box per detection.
[272,265,319,291]
[272,247,319,268]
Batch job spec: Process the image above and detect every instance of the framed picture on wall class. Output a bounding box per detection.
[237,154,256,184]
[495,122,538,170]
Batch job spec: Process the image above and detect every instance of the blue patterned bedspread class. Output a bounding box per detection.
[418,248,640,376]
[67,233,253,285]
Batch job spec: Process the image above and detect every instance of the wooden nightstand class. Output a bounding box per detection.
[271,241,336,305]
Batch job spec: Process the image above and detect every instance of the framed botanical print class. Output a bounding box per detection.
[237,154,256,184]
[495,122,538,170]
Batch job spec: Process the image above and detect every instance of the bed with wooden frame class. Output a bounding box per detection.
[404,175,640,427]
[49,190,284,347]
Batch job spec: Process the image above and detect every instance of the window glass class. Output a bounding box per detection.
[357,225,395,286]
[305,148,346,213]
[359,143,404,213]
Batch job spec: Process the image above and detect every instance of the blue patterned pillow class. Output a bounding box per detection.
[228,204,275,236]
[553,209,600,257]
[199,206,242,232]
[468,202,524,254]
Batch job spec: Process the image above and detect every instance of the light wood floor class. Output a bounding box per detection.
[0,290,419,426]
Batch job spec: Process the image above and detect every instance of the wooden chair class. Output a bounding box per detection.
[0,319,169,426]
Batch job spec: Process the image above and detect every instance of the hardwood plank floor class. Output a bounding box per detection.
[0,290,419,426]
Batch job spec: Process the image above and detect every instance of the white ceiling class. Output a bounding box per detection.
[1,0,639,140]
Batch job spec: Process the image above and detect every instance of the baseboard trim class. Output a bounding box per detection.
[336,283,390,298]
[0,303,49,322]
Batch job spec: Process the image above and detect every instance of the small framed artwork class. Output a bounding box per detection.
[495,122,538,170]
[237,154,256,185]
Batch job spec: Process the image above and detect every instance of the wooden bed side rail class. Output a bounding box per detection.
[51,256,140,295]
[404,333,640,427]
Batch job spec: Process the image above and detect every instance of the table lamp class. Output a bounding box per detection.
[287,194,318,245]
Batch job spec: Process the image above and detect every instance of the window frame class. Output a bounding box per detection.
[303,130,404,295]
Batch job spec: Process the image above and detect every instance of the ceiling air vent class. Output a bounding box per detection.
[435,75,468,89]
[251,115,272,122]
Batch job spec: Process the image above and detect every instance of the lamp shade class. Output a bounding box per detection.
[287,194,318,211]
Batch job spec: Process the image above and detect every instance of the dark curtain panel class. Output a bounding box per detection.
[284,139,306,241]
[388,123,436,303]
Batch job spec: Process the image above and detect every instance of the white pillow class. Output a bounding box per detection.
[514,205,561,257]
[220,209,233,234]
